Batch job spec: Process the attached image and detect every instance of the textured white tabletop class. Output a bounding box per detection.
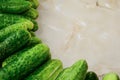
[36,0,120,77]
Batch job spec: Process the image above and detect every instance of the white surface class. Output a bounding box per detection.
[36,0,120,75]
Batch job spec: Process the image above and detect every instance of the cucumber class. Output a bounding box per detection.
[0,13,38,31]
[0,29,31,61]
[0,20,33,42]
[22,8,39,19]
[0,0,39,9]
[2,36,42,67]
[85,71,99,80]
[0,44,51,80]
[0,1,32,13]
[0,13,26,30]
[25,59,63,80]
[56,59,88,80]
[102,72,119,80]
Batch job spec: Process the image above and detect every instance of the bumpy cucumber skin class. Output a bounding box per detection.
[0,44,51,80]
[0,0,39,9]
[25,59,63,80]
[0,13,38,31]
[0,20,33,42]
[0,13,26,30]
[22,8,39,19]
[0,29,31,61]
[103,73,119,80]
[85,71,99,80]
[0,1,32,13]
[56,59,88,80]
[2,36,42,67]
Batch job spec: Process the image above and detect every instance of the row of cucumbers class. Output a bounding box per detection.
[0,0,119,80]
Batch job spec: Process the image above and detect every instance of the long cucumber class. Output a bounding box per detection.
[2,36,42,67]
[0,0,39,9]
[0,29,31,61]
[0,1,32,13]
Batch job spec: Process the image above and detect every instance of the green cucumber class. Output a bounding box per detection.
[0,20,33,42]
[0,0,39,9]
[0,1,32,13]
[56,59,88,80]
[0,13,26,30]
[2,36,42,67]
[0,13,38,31]
[2,37,42,67]
[22,8,39,19]
[85,71,99,80]
[25,59,63,80]
[103,72,119,80]
[0,29,31,61]
[0,44,51,80]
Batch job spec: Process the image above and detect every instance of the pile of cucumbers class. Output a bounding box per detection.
[0,0,119,80]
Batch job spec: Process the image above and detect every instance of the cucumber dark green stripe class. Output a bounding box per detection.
[25,59,63,80]
[0,1,32,13]
[0,44,51,80]
[0,29,31,61]
[56,59,88,80]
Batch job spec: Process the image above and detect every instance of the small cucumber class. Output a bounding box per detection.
[0,29,31,61]
[103,72,119,80]
[25,59,63,80]
[22,8,39,19]
[85,71,99,80]
[0,1,32,13]
[0,44,51,80]
[56,59,88,80]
